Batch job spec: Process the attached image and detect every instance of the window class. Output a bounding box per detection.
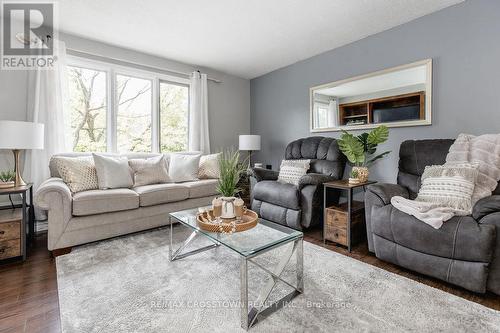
[116,75,152,152]
[65,57,190,153]
[67,66,108,152]
[314,105,329,129]
[159,81,189,152]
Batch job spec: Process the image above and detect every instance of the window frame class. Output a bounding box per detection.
[66,55,191,153]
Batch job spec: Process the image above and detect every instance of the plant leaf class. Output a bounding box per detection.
[357,132,376,154]
[216,149,248,197]
[338,132,365,165]
[365,151,391,167]
[367,125,389,145]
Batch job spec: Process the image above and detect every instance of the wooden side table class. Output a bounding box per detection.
[0,184,34,262]
[323,180,377,252]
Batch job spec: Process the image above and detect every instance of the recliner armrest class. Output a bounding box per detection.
[365,183,409,253]
[249,168,279,182]
[366,183,409,206]
[473,195,500,221]
[298,173,335,189]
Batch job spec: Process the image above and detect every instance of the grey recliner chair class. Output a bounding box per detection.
[365,139,500,295]
[250,137,346,230]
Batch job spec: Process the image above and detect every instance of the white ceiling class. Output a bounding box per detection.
[317,65,426,98]
[58,0,463,79]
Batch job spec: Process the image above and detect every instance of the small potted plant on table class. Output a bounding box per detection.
[338,125,391,184]
[216,150,248,218]
[0,170,15,188]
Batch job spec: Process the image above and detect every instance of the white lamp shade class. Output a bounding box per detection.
[0,121,45,150]
[239,135,261,151]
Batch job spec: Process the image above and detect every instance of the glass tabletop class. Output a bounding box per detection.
[169,207,303,257]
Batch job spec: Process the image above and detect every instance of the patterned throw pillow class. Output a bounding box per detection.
[198,153,221,179]
[278,159,311,186]
[129,155,171,187]
[52,156,99,193]
[416,163,478,214]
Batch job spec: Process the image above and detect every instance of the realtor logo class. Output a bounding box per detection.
[1,1,58,69]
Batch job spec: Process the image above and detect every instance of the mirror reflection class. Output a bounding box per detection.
[310,59,432,131]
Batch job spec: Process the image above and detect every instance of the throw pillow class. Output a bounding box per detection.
[169,153,202,182]
[415,163,478,215]
[53,156,99,193]
[92,154,134,189]
[198,153,221,179]
[446,133,500,204]
[129,155,170,187]
[278,159,311,186]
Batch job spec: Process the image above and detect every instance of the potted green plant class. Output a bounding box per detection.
[216,149,248,218]
[0,170,15,189]
[337,125,391,183]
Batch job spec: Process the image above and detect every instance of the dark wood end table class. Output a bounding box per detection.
[323,180,377,252]
[0,184,35,262]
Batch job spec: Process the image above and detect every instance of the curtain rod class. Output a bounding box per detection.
[66,48,223,83]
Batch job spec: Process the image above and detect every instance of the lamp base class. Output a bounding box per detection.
[13,149,26,187]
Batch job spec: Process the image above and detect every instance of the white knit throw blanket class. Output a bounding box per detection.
[391,133,500,229]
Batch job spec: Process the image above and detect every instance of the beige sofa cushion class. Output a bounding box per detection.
[134,183,189,207]
[73,189,139,216]
[183,179,219,199]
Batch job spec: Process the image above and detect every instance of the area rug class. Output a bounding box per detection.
[56,227,500,333]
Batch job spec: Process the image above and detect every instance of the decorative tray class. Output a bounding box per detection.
[196,209,259,233]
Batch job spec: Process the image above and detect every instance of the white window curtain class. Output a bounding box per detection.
[188,71,210,154]
[328,99,339,127]
[25,40,70,216]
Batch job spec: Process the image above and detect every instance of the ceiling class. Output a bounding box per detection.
[57,0,463,79]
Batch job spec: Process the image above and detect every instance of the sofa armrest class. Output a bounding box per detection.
[366,183,409,206]
[35,177,73,251]
[473,195,500,221]
[35,177,72,209]
[249,168,279,182]
[298,173,335,189]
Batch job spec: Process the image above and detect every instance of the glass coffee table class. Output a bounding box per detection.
[169,208,304,330]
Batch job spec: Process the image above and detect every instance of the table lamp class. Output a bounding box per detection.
[0,121,45,186]
[239,135,261,168]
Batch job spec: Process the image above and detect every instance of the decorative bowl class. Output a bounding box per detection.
[197,209,259,233]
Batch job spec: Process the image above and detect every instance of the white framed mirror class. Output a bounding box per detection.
[310,59,432,132]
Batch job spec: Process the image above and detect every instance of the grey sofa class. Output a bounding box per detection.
[35,153,218,252]
[250,137,346,230]
[365,139,500,295]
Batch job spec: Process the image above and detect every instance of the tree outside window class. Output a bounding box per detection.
[66,62,190,153]
[67,66,107,152]
[160,81,189,152]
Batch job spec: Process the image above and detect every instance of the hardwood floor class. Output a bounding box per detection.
[0,233,60,333]
[0,229,498,332]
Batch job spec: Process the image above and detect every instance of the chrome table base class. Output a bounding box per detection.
[169,217,304,330]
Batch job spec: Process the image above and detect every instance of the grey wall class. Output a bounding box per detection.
[251,0,500,182]
[0,32,250,174]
